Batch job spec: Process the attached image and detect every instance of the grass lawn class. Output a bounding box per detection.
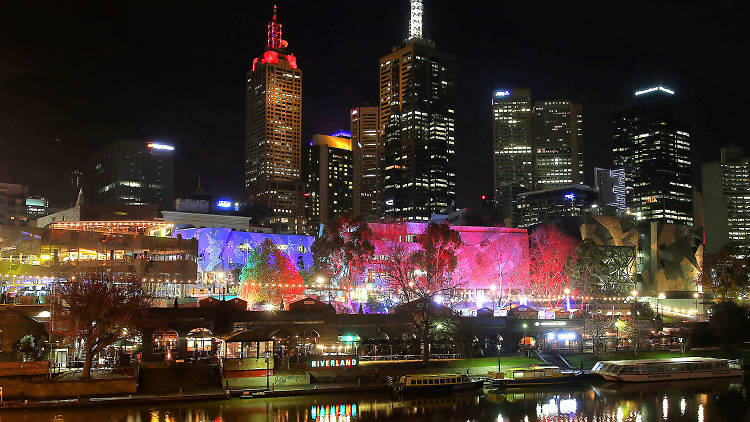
[565,350,750,370]
[432,357,542,369]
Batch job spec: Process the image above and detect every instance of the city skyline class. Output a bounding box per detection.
[1,1,745,209]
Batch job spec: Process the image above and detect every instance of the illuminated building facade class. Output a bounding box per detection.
[492,89,534,208]
[350,106,380,220]
[612,86,692,225]
[533,101,584,188]
[90,139,175,211]
[513,185,598,228]
[594,167,627,214]
[493,92,584,215]
[244,6,304,233]
[379,0,456,220]
[0,226,198,300]
[368,223,530,309]
[703,146,750,258]
[304,133,354,230]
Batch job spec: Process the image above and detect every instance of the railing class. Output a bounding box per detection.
[358,354,461,362]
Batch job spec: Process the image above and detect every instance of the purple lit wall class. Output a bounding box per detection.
[174,228,314,273]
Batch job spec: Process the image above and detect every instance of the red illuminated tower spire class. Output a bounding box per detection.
[266,5,283,51]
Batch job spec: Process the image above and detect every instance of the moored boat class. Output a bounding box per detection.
[591,357,743,382]
[486,366,583,387]
[393,373,484,394]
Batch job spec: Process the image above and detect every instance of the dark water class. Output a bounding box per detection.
[0,379,747,422]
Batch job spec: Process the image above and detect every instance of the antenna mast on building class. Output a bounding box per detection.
[408,0,423,40]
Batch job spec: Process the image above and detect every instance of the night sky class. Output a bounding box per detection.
[1,1,747,208]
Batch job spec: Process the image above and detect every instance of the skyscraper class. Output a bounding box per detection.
[379,0,456,221]
[304,133,355,230]
[532,100,584,188]
[244,6,303,231]
[492,89,534,205]
[702,146,750,258]
[90,140,175,211]
[350,105,379,221]
[612,85,692,225]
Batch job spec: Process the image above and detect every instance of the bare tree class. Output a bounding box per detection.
[52,273,150,380]
[379,223,463,363]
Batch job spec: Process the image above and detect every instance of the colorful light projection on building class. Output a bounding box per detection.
[174,227,314,273]
[368,223,530,294]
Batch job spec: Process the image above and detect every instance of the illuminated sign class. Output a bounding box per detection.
[338,334,360,342]
[495,90,510,97]
[309,356,359,369]
[329,130,351,138]
[147,143,175,151]
[564,193,576,200]
[216,200,232,209]
[634,86,675,96]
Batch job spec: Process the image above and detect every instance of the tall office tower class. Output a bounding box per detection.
[0,183,30,227]
[91,140,175,211]
[492,89,533,212]
[612,85,692,225]
[304,133,355,230]
[533,101,584,188]
[378,0,456,221]
[350,106,379,220]
[244,6,304,231]
[594,167,627,214]
[703,147,750,258]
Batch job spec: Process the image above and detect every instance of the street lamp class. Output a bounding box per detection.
[693,292,700,317]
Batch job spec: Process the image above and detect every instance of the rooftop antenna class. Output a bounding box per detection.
[408,0,423,40]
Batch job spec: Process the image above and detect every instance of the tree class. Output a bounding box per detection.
[52,273,150,380]
[15,334,47,362]
[311,215,374,301]
[238,239,305,308]
[699,248,750,301]
[528,225,578,304]
[379,223,463,363]
[567,239,607,297]
[709,301,749,349]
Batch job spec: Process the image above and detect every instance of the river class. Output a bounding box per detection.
[0,379,747,421]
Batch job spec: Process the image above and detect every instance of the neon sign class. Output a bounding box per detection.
[147,143,174,151]
[495,90,510,97]
[309,357,359,369]
[564,193,576,200]
[216,200,232,209]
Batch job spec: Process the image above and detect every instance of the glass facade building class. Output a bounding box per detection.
[612,87,692,225]
[492,91,583,217]
[379,1,456,221]
[702,147,750,258]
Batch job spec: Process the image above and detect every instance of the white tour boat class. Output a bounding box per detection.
[592,357,743,382]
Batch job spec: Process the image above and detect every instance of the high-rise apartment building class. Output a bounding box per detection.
[533,101,584,187]
[379,0,456,221]
[702,146,750,258]
[304,133,355,230]
[350,106,379,220]
[90,140,175,211]
[612,86,692,225]
[244,6,304,232]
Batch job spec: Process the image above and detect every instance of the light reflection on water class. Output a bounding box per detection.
[0,379,746,422]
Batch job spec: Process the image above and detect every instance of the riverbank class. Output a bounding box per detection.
[564,349,750,370]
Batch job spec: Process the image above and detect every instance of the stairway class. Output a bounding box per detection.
[138,364,221,394]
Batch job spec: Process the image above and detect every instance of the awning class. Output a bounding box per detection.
[220,329,272,343]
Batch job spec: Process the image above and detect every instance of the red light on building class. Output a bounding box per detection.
[262,50,279,65]
[286,53,297,69]
[252,57,260,71]
[481,195,486,200]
